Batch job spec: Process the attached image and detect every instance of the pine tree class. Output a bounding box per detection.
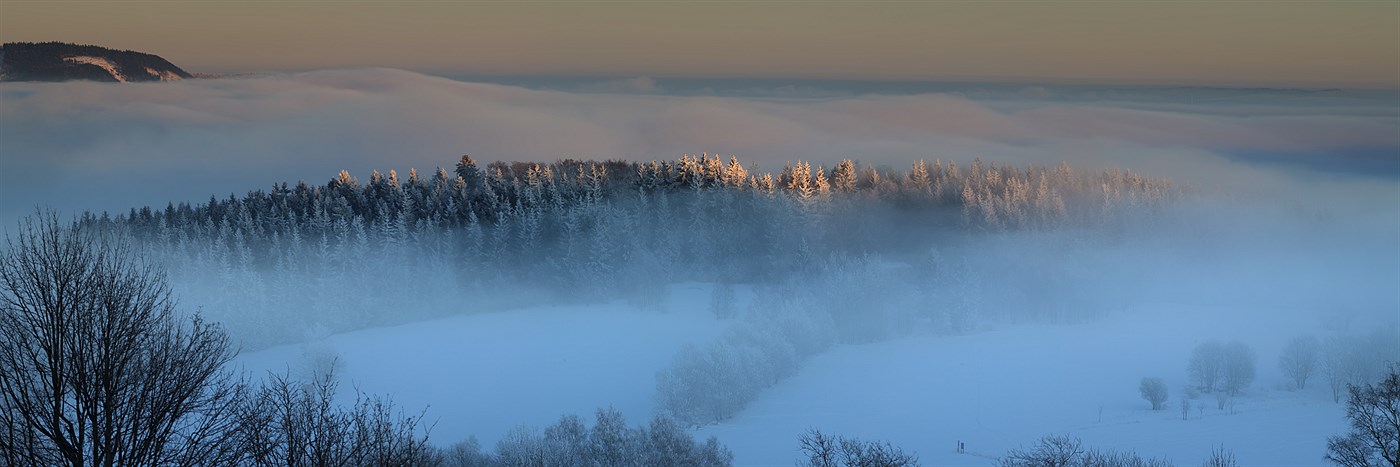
[831,159,857,192]
[813,165,831,197]
[723,156,749,188]
[908,159,932,199]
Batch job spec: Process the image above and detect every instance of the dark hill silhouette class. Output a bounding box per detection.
[0,42,192,82]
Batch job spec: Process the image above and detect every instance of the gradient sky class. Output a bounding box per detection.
[2,1,1397,88]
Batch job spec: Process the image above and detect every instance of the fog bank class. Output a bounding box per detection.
[2,69,1395,226]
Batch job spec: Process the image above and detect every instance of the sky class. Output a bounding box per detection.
[2,1,1397,88]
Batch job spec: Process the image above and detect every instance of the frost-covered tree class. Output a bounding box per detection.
[709,283,737,319]
[1189,340,1226,393]
[440,437,493,467]
[73,154,1176,348]
[813,165,831,197]
[1140,377,1169,410]
[1327,336,1366,403]
[1186,340,1253,396]
[722,156,748,188]
[1220,341,1256,396]
[1324,329,1400,404]
[589,407,635,465]
[1280,335,1321,390]
[465,409,732,467]
[454,155,482,193]
[830,159,857,192]
[907,159,932,199]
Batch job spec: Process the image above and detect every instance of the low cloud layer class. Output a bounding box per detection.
[1,68,1396,225]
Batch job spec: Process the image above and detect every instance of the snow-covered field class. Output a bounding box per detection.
[234,284,1348,466]
[700,305,1345,466]
[233,283,732,447]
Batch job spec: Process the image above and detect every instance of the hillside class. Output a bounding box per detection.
[0,42,191,82]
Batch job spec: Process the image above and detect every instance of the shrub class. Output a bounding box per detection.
[1140,377,1169,410]
[798,429,917,467]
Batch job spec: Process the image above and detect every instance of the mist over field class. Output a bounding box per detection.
[2,70,1398,465]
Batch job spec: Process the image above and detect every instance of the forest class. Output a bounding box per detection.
[0,42,192,82]
[80,154,1173,347]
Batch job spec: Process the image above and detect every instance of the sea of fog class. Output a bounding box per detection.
[1,70,1396,227]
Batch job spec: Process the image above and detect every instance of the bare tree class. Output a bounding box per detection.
[0,213,243,466]
[1187,340,1257,396]
[1000,434,1083,467]
[799,429,916,467]
[1220,341,1256,396]
[1325,364,1399,467]
[235,365,437,467]
[1188,340,1225,393]
[1326,336,1365,403]
[799,429,839,467]
[1140,377,1169,410]
[1280,335,1321,390]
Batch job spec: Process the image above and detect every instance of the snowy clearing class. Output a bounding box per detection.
[699,305,1347,466]
[234,284,1350,465]
[63,55,125,82]
[233,283,731,447]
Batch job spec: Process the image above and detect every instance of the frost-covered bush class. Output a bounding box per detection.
[656,315,824,426]
[1188,340,1255,396]
[442,408,733,467]
[1139,377,1169,410]
[656,286,844,426]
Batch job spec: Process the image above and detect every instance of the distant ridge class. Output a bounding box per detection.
[0,42,191,83]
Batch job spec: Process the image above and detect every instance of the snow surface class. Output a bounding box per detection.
[697,304,1346,466]
[64,56,125,82]
[235,285,1349,466]
[143,66,183,81]
[234,283,732,447]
